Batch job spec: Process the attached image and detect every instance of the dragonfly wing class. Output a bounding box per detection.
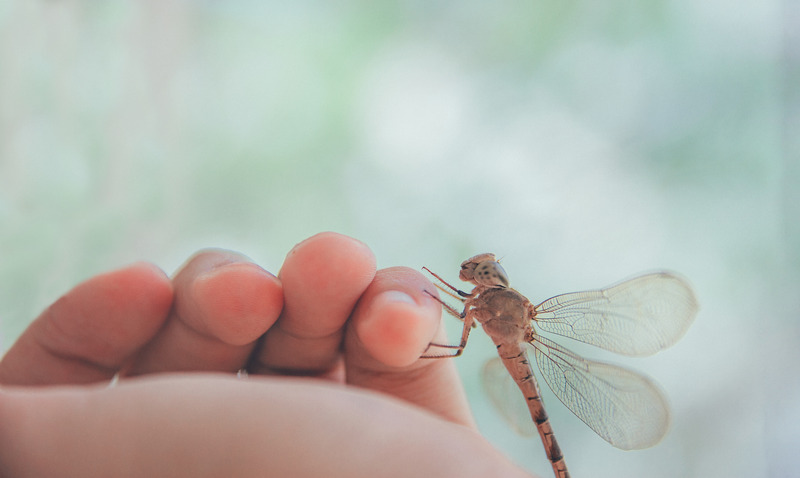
[481,357,537,436]
[533,272,698,356]
[527,337,670,450]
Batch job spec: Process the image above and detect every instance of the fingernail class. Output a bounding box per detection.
[361,290,417,329]
[196,261,272,281]
[375,290,416,307]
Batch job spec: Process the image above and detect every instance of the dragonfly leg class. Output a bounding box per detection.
[422,266,474,298]
[423,289,465,319]
[433,283,466,303]
[420,343,465,358]
[420,292,475,359]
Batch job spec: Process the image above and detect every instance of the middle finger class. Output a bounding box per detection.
[247,232,376,377]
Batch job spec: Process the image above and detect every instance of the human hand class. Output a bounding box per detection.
[0,232,533,477]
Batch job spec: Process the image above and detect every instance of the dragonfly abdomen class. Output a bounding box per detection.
[497,342,570,478]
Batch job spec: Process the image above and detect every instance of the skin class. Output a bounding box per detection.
[0,232,534,478]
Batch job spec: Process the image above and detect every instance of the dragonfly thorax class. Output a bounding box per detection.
[470,287,531,343]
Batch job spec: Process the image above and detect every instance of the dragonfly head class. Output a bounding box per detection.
[459,253,509,288]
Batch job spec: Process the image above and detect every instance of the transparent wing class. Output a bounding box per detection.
[481,357,537,437]
[533,272,698,356]
[527,336,669,450]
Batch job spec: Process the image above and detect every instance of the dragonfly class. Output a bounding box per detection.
[422,253,698,478]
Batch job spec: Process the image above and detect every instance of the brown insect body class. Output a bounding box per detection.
[465,286,530,344]
[458,259,570,478]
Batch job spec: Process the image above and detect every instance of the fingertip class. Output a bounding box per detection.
[119,262,174,317]
[72,262,175,347]
[345,266,475,427]
[281,232,377,317]
[356,290,439,368]
[349,267,443,369]
[190,263,284,345]
[0,262,176,385]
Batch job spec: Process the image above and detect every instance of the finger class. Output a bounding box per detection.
[0,375,535,478]
[126,250,283,375]
[0,263,173,385]
[344,267,476,428]
[248,232,376,377]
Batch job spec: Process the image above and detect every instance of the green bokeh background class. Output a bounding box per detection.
[1,1,797,477]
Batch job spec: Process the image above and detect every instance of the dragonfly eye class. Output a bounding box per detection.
[473,261,509,288]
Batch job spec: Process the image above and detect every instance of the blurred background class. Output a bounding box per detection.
[1,1,797,477]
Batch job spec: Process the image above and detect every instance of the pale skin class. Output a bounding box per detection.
[0,232,534,478]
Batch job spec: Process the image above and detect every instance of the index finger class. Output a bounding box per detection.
[344,267,476,428]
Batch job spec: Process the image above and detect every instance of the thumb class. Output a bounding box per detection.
[0,374,535,478]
